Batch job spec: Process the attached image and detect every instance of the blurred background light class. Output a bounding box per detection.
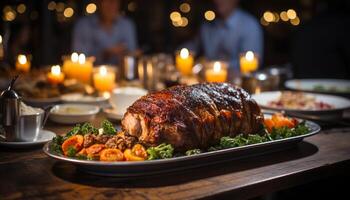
[204,10,215,21]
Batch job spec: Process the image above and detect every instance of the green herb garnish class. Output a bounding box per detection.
[66,146,77,157]
[147,143,174,160]
[185,149,202,156]
[101,120,116,135]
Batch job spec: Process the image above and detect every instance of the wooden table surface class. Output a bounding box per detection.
[1,113,350,200]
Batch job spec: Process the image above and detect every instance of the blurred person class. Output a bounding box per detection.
[184,0,263,73]
[72,0,137,64]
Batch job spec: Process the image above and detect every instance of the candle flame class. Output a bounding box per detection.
[71,52,79,62]
[245,51,254,61]
[51,65,61,75]
[180,48,189,59]
[213,61,221,72]
[0,35,2,44]
[18,55,27,64]
[99,66,107,76]
[78,53,86,64]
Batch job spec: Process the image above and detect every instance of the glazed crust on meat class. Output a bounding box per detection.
[121,83,264,151]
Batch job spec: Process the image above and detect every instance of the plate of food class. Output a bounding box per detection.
[49,104,100,124]
[16,79,89,107]
[252,91,350,113]
[60,93,109,105]
[43,83,321,177]
[285,79,350,94]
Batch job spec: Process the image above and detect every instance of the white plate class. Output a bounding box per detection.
[61,93,109,104]
[103,108,124,121]
[49,104,99,124]
[23,97,61,108]
[0,130,56,148]
[252,91,350,114]
[285,79,350,94]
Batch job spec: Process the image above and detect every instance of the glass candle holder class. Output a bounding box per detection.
[15,54,31,73]
[93,65,116,92]
[62,53,95,84]
[239,51,259,74]
[204,61,228,83]
[175,48,194,76]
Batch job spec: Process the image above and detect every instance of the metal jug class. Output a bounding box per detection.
[0,76,21,141]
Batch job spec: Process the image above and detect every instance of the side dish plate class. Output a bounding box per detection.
[43,119,321,177]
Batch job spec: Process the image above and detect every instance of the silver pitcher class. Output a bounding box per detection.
[0,76,20,141]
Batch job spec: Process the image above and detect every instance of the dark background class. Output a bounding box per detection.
[1,0,350,79]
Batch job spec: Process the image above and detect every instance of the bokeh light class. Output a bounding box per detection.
[179,3,191,13]
[86,3,97,14]
[280,11,289,21]
[127,2,137,12]
[48,1,56,11]
[263,11,274,22]
[17,4,26,14]
[204,10,215,21]
[63,7,74,18]
[170,11,181,22]
[287,9,297,19]
[290,16,300,26]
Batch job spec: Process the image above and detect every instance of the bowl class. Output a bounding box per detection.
[110,87,148,115]
[49,104,99,124]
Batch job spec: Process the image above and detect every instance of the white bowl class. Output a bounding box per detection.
[60,93,109,105]
[110,87,148,115]
[49,104,99,124]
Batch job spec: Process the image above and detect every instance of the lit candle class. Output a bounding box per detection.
[176,48,194,76]
[47,65,65,84]
[240,51,258,74]
[93,66,116,92]
[205,61,228,83]
[16,54,31,72]
[62,52,93,84]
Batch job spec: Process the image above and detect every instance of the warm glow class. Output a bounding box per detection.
[204,10,215,21]
[213,62,221,72]
[245,51,254,61]
[180,48,189,59]
[170,11,181,22]
[290,16,300,26]
[56,2,65,12]
[273,12,280,22]
[179,3,191,13]
[0,35,2,44]
[287,9,297,19]
[78,53,86,64]
[4,10,16,21]
[51,65,61,75]
[263,11,274,22]
[18,55,27,64]
[99,66,107,76]
[17,4,26,14]
[71,52,79,62]
[48,1,56,11]
[63,7,74,18]
[86,3,97,14]
[280,11,288,21]
[127,2,137,12]
[260,17,269,26]
[180,17,188,27]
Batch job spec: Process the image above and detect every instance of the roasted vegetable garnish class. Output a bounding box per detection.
[100,149,124,161]
[61,135,84,156]
[86,144,105,157]
[185,149,201,156]
[102,120,117,135]
[147,143,174,160]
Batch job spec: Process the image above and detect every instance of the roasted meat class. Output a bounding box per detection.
[121,83,264,151]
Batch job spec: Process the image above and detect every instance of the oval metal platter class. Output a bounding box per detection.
[43,118,321,177]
